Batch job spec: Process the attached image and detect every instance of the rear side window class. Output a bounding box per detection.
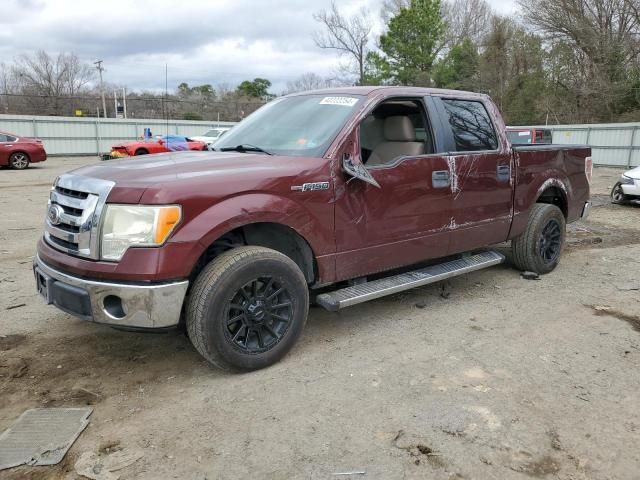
[441,99,498,151]
[0,135,7,142]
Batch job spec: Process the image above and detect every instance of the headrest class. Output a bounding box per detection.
[360,116,384,149]
[384,116,416,142]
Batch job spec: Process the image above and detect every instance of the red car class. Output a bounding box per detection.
[110,135,207,157]
[0,131,47,169]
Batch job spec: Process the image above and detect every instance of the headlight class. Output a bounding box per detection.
[620,175,634,185]
[100,205,182,261]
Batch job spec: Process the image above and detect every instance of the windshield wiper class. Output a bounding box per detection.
[218,144,273,155]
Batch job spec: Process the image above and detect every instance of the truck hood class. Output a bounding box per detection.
[76,151,311,185]
[70,151,326,205]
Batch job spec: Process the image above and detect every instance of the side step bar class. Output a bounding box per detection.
[316,250,505,312]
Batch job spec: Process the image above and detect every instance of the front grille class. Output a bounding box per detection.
[55,185,89,199]
[44,174,115,259]
[48,235,79,251]
[59,204,83,217]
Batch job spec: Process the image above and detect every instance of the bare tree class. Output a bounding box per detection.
[519,0,640,118]
[519,0,640,67]
[13,51,94,96]
[10,51,94,114]
[285,72,338,94]
[442,0,493,45]
[313,2,373,85]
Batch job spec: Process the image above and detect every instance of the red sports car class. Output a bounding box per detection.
[110,135,207,157]
[0,131,47,169]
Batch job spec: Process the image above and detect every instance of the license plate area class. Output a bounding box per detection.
[34,267,52,304]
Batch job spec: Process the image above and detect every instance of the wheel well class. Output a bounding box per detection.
[10,151,30,160]
[191,223,316,284]
[134,148,148,155]
[537,187,567,218]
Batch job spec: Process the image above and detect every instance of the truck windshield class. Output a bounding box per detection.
[215,94,363,157]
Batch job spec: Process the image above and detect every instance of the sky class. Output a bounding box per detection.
[1,0,518,94]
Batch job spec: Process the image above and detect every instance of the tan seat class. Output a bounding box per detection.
[366,116,425,166]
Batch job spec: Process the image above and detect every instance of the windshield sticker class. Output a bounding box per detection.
[518,131,530,136]
[319,97,358,107]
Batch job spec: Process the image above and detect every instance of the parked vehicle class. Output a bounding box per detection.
[109,135,207,157]
[611,165,640,204]
[0,131,47,169]
[507,127,553,145]
[34,87,592,371]
[190,127,231,147]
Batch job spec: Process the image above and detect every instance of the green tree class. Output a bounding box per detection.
[236,78,272,98]
[432,38,479,90]
[192,84,215,98]
[377,0,446,86]
[362,52,394,85]
[177,82,192,96]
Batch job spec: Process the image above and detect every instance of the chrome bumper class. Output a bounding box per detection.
[581,201,591,220]
[33,255,188,329]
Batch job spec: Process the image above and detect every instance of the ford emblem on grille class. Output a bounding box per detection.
[47,204,64,225]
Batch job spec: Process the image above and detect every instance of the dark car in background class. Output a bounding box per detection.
[0,131,47,169]
[507,127,553,145]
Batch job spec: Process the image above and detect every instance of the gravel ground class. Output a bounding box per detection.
[0,157,639,480]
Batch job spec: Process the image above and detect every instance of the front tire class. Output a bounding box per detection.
[186,246,309,371]
[512,203,566,274]
[611,182,630,204]
[9,152,30,169]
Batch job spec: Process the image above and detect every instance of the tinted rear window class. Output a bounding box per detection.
[442,99,498,151]
[508,130,532,145]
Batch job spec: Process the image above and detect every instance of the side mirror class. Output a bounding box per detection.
[342,153,381,188]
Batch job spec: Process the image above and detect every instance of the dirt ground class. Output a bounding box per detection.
[0,157,639,480]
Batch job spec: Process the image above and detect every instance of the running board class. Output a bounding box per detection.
[316,250,505,312]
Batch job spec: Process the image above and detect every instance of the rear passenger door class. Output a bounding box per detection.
[434,97,514,254]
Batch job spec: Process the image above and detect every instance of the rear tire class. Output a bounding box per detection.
[186,246,309,371]
[512,203,566,274]
[134,149,148,156]
[9,152,30,169]
[611,182,630,204]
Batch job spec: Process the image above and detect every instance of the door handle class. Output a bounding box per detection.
[497,165,511,182]
[432,170,450,188]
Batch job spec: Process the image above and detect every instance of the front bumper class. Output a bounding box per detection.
[620,180,640,196]
[33,255,188,328]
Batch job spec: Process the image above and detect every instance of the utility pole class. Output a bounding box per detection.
[122,87,127,118]
[94,60,107,118]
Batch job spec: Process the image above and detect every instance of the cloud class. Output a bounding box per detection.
[0,0,517,92]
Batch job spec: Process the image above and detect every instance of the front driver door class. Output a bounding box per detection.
[333,97,454,281]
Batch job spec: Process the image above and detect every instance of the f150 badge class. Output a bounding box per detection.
[291,182,330,192]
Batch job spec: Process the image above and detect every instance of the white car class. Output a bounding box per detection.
[190,127,230,147]
[611,165,640,204]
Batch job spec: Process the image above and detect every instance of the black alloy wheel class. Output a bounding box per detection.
[537,219,562,265]
[225,276,293,353]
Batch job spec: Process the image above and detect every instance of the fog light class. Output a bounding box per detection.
[103,295,127,319]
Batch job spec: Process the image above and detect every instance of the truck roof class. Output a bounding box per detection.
[289,86,485,98]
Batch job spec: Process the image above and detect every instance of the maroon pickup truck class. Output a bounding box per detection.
[34,87,592,371]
